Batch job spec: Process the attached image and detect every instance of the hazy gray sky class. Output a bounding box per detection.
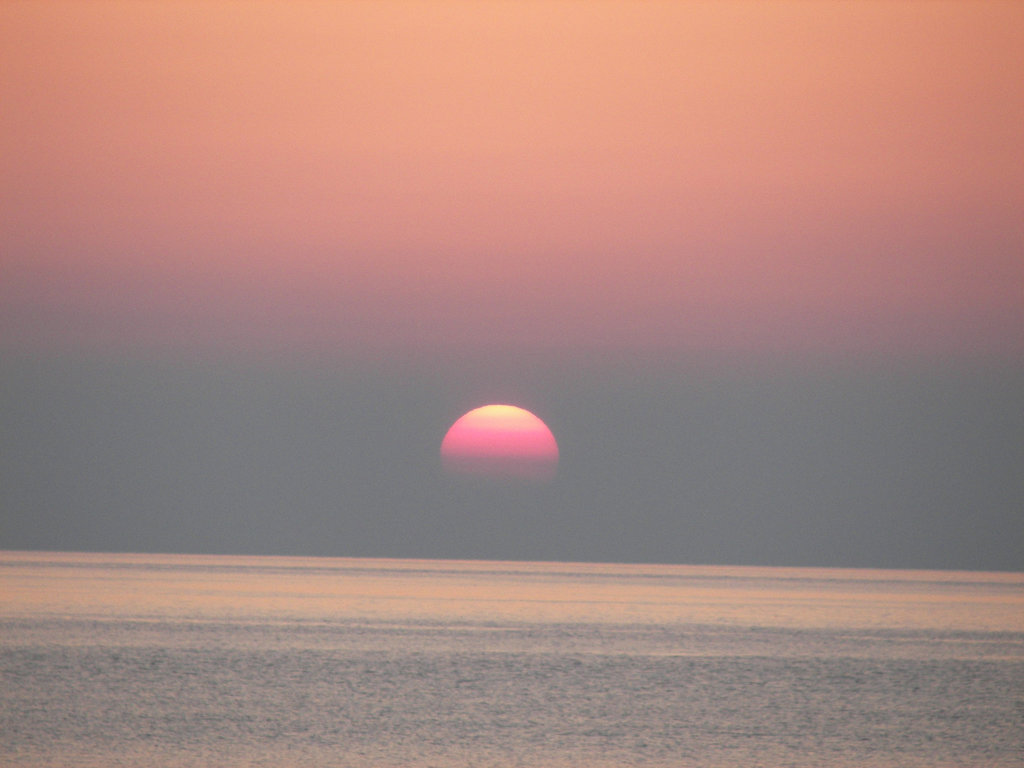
[3,352,1021,571]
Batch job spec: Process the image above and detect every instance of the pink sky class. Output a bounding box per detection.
[2,1,1022,359]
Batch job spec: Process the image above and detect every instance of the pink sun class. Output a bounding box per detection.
[441,404,559,483]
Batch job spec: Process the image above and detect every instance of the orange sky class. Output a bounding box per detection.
[2,1,1022,359]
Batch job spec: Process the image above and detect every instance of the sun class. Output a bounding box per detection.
[441,404,559,483]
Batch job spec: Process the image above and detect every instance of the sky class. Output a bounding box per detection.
[2,1,1022,570]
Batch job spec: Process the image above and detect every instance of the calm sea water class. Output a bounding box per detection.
[1,552,1022,767]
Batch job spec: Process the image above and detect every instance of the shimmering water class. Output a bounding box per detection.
[1,552,1022,767]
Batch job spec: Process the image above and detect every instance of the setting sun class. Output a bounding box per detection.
[441,404,559,483]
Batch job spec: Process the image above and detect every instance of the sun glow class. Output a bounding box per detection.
[441,404,559,483]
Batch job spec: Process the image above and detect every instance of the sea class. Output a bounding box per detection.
[1,551,1022,767]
